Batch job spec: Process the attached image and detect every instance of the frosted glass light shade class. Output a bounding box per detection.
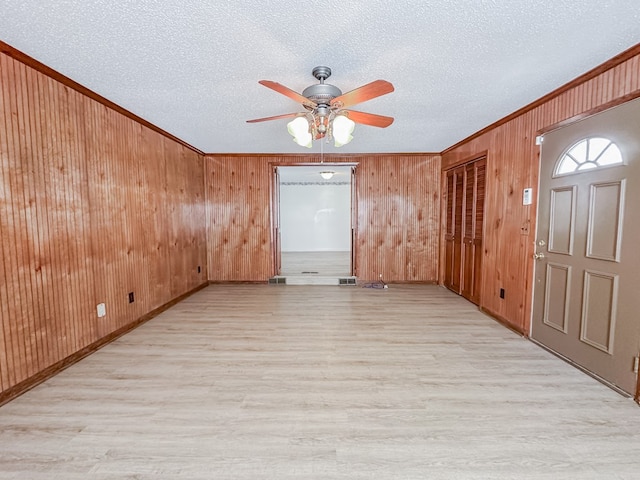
[287,117,312,148]
[332,114,355,147]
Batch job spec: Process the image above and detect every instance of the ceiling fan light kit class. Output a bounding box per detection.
[247,66,394,148]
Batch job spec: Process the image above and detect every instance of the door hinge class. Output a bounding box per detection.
[633,356,639,374]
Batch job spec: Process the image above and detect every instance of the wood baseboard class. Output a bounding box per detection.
[480,306,527,337]
[0,282,209,407]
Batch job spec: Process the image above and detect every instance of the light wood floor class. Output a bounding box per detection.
[281,251,351,276]
[0,284,639,479]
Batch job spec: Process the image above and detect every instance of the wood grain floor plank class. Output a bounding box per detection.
[0,284,638,479]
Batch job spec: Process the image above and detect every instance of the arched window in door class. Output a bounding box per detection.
[554,137,623,177]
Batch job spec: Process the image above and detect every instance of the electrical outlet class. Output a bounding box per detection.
[96,303,106,318]
[500,288,505,299]
[128,292,134,303]
[197,265,201,273]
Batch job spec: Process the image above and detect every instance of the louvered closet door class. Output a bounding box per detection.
[461,159,486,304]
[444,167,464,292]
[444,159,486,302]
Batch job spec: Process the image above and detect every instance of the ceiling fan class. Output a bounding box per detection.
[247,66,394,147]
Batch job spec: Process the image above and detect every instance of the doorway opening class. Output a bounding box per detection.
[273,164,356,282]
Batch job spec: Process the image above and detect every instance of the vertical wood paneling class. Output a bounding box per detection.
[0,47,206,398]
[361,153,441,283]
[404,155,441,281]
[166,141,206,296]
[1,54,20,389]
[357,156,406,280]
[86,103,130,335]
[205,156,272,281]
[1,54,95,385]
[205,154,440,283]
[30,64,55,376]
[142,131,169,310]
[441,48,640,333]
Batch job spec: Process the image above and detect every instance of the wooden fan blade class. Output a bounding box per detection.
[259,80,317,108]
[246,113,300,123]
[343,110,394,128]
[330,80,394,108]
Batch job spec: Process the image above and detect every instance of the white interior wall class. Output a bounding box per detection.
[280,183,351,252]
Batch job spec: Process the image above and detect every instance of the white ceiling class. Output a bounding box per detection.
[1,1,639,154]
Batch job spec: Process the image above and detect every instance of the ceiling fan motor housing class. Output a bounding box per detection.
[302,65,342,106]
[302,83,342,106]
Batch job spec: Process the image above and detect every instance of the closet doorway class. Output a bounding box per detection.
[272,165,356,278]
[443,156,486,304]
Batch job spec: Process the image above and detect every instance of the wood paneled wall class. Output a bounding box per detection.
[356,155,441,282]
[205,154,441,283]
[441,44,640,334]
[0,48,207,397]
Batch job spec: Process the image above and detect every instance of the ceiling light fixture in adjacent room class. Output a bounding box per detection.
[319,171,335,180]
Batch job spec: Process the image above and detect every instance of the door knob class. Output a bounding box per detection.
[533,252,546,260]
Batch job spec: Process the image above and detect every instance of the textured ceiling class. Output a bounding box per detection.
[1,1,639,154]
